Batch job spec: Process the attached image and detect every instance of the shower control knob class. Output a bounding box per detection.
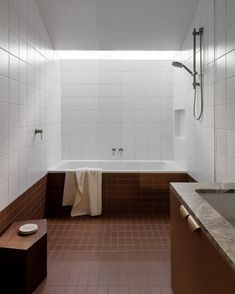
[119,148,124,156]
[112,148,116,156]
[35,129,43,140]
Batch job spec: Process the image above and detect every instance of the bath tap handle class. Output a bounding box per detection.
[35,129,43,140]
[112,148,116,156]
[119,148,124,156]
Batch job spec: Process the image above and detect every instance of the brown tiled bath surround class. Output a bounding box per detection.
[46,172,188,216]
[0,176,47,235]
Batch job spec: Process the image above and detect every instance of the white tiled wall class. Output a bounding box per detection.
[174,0,235,183]
[214,0,235,182]
[0,0,61,211]
[61,60,173,160]
[173,0,215,182]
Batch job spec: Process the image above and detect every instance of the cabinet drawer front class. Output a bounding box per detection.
[171,189,235,294]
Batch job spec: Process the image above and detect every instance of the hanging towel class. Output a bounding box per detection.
[63,168,102,217]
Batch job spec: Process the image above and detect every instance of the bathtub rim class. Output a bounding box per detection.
[48,160,187,174]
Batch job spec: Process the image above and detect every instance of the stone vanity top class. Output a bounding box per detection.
[170,182,235,272]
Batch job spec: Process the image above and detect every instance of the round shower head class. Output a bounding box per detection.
[172,61,193,75]
[172,61,183,68]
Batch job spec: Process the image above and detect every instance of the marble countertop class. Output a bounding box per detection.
[171,182,235,271]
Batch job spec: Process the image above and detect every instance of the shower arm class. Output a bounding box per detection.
[181,64,194,76]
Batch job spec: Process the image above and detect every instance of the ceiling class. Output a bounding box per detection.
[36,0,200,51]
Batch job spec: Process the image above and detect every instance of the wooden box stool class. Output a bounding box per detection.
[0,219,47,294]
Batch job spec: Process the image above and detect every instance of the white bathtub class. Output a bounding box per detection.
[48,160,186,173]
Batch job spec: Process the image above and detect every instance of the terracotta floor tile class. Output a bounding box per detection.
[88,273,99,286]
[159,286,173,294]
[34,214,171,293]
[139,287,151,294]
[128,286,140,294]
[65,286,77,294]
[97,286,108,294]
[68,272,80,285]
[108,286,119,294]
[87,286,97,294]
[117,286,129,294]
[150,287,161,294]
[75,286,87,294]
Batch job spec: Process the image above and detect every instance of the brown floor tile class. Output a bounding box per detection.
[65,286,77,294]
[34,214,172,293]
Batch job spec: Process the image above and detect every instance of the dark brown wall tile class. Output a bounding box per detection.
[0,176,47,235]
[46,172,188,216]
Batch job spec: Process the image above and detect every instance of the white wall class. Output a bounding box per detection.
[214,0,235,182]
[61,59,173,160]
[173,0,235,183]
[0,0,61,211]
[173,0,215,182]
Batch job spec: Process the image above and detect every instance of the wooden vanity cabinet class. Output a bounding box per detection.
[170,188,235,294]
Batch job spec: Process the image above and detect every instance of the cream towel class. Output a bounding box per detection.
[63,168,102,217]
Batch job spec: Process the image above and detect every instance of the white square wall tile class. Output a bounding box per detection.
[227,0,235,27]
[227,104,235,131]
[216,129,227,154]
[226,77,235,104]
[0,0,9,25]
[9,104,19,129]
[0,75,8,102]
[9,151,19,177]
[0,103,8,130]
[0,128,8,157]
[227,156,235,181]
[226,50,235,78]
[0,20,9,51]
[0,48,9,77]
[8,175,19,203]
[9,55,19,80]
[215,105,226,129]
[0,180,9,211]
[9,79,19,104]
[0,155,8,183]
[215,80,225,105]
[9,3,19,34]
[226,22,235,53]
[227,130,235,157]
[215,56,225,82]
[9,128,19,153]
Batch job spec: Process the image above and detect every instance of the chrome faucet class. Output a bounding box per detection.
[35,129,43,140]
[119,148,124,156]
[112,148,116,156]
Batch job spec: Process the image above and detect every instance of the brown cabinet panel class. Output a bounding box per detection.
[0,219,47,294]
[171,189,235,294]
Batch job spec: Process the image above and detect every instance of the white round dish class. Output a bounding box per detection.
[19,223,38,235]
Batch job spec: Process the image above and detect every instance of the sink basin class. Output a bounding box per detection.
[196,189,235,228]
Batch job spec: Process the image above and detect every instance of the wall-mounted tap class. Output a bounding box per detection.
[119,148,124,156]
[35,129,43,140]
[112,148,116,156]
